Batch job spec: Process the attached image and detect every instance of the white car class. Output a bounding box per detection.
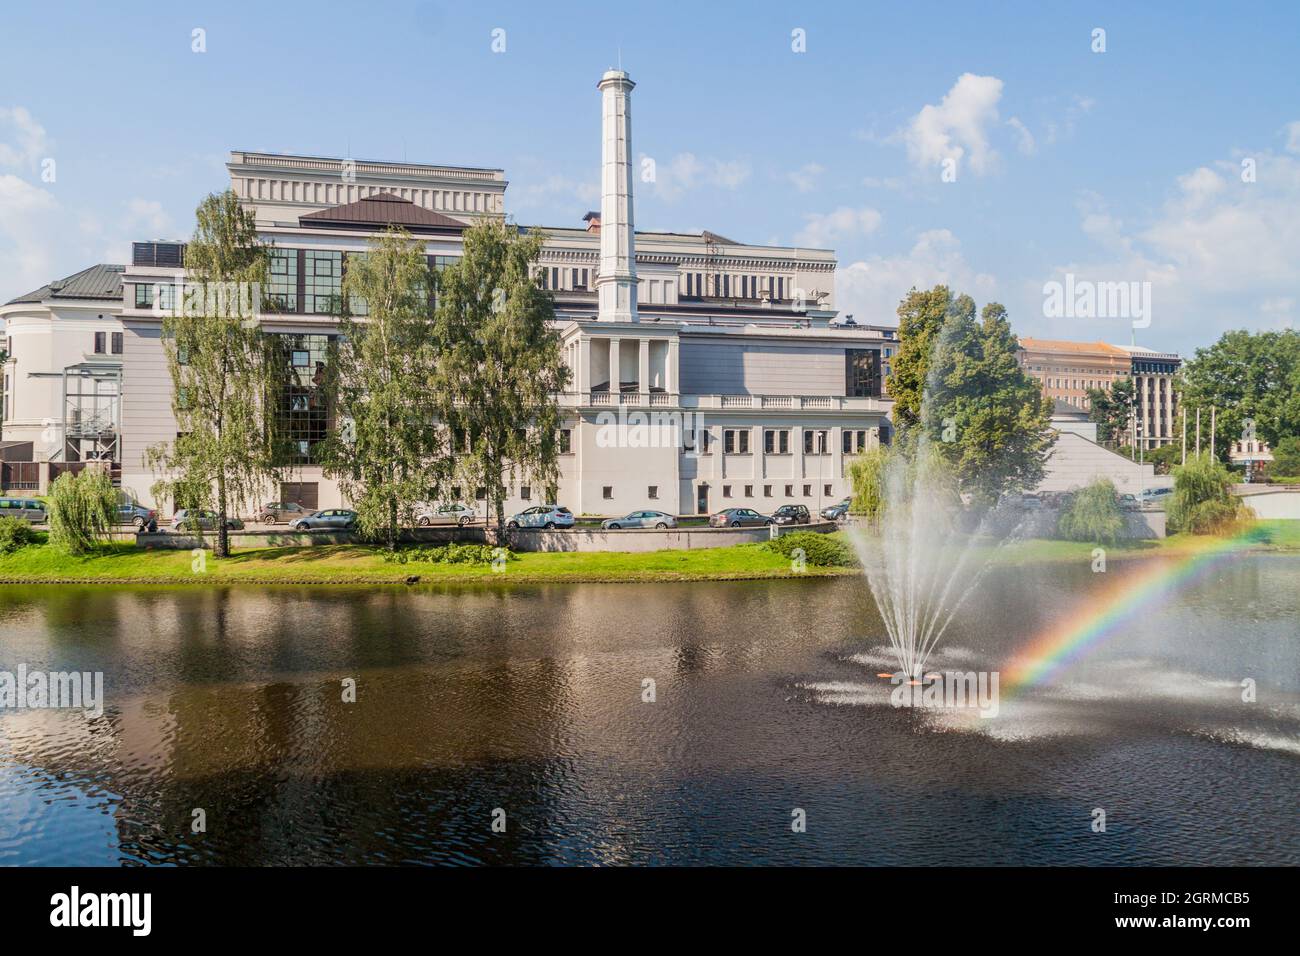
[506,505,575,530]
[416,502,477,527]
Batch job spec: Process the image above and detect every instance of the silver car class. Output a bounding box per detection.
[506,505,575,530]
[289,509,357,531]
[0,497,47,524]
[416,502,477,527]
[601,510,676,530]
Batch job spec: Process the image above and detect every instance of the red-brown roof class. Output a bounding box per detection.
[299,193,465,233]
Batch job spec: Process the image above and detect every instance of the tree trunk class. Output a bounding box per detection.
[216,472,229,558]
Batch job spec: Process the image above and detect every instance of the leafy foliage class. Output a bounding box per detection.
[47,468,116,555]
[904,293,1055,504]
[847,446,890,521]
[764,531,857,567]
[382,542,514,566]
[1085,377,1135,445]
[1056,478,1125,545]
[432,220,570,531]
[0,515,38,554]
[1167,454,1251,534]
[145,190,280,557]
[1146,442,1182,475]
[1178,329,1300,460]
[1270,435,1300,479]
[319,227,445,549]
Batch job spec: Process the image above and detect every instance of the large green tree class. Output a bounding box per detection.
[1178,329,1300,461]
[432,220,570,534]
[893,286,1054,504]
[1085,377,1135,445]
[146,191,279,557]
[318,227,446,549]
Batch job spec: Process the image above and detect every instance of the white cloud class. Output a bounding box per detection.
[901,73,1004,176]
[641,152,751,201]
[123,198,173,236]
[787,162,824,193]
[1035,149,1300,348]
[794,206,882,248]
[0,106,50,170]
[1007,116,1036,156]
[505,173,599,213]
[1284,120,1300,154]
[834,229,997,324]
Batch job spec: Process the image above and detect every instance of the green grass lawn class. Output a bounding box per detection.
[0,520,1295,586]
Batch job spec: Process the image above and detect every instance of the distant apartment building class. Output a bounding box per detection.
[1017,337,1181,450]
[3,69,894,515]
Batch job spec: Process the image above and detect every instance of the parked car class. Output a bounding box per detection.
[506,505,575,530]
[173,509,245,532]
[772,504,811,526]
[601,510,677,530]
[1141,486,1174,501]
[258,501,311,525]
[820,498,852,521]
[117,500,158,532]
[709,507,773,528]
[288,509,357,531]
[0,497,48,524]
[416,502,477,527]
[1119,493,1141,509]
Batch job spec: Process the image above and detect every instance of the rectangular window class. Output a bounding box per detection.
[803,484,812,497]
[111,332,123,355]
[134,284,153,308]
[784,484,793,497]
[824,484,833,498]
[723,485,732,498]
[700,431,712,455]
[804,430,828,454]
[520,485,531,501]
[846,349,882,397]
[559,429,572,454]
[304,251,342,314]
[648,485,658,500]
[744,484,753,497]
[93,331,105,354]
[267,249,299,312]
[724,429,749,454]
[763,485,772,497]
[602,486,613,500]
[764,429,790,454]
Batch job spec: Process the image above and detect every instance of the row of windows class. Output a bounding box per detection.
[683,273,787,301]
[92,331,123,355]
[721,483,833,499]
[536,267,590,291]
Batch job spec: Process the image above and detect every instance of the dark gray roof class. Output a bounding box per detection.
[5,263,125,306]
[1051,398,1091,420]
[299,192,465,233]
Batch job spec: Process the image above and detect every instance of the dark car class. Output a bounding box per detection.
[173,509,245,533]
[820,498,852,521]
[771,504,811,526]
[117,500,158,532]
[258,501,311,524]
[708,507,772,528]
[289,509,358,531]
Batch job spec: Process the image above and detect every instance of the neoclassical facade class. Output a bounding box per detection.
[6,69,895,517]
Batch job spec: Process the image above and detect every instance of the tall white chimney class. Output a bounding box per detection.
[596,69,638,323]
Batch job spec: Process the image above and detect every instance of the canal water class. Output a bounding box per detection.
[1,554,1296,865]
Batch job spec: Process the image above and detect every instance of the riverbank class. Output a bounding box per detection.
[0,520,1295,585]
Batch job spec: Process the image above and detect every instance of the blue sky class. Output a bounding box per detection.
[2,0,1298,355]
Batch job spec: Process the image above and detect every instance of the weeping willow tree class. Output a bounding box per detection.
[317,227,446,549]
[431,220,570,535]
[145,190,282,558]
[46,467,117,555]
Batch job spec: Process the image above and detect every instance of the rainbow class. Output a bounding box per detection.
[1001,528,1261,694]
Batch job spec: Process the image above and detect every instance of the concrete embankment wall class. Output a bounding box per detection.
[138,522,842,552]
[1235,488,1300,520]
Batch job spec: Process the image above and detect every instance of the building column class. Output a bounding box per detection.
[638,338,650,395]
[609,338,620,392]
[667,337,679,396]
[577,337,591,394]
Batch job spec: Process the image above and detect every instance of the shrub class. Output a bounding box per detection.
[1167,454,1251,534]
[383,542,515,566]
[764,530,857,567]
[0,515,38,554]
[847,446,889,520]
[1271,436,1300,479]
[1056,478,1125,545]
[46,468,117,555]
